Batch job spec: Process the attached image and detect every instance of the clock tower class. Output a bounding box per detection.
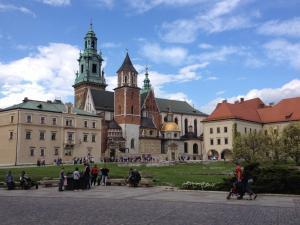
[73,23,107,109]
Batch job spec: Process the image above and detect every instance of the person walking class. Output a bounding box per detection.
[100,166,109,186]
[83,163,91,189]
[58,167,65,191]
[242,165,257,200]
[235,162,244,199]
[73,167,80,190]
[91,165,99,186]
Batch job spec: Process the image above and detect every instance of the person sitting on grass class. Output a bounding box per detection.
[128,168,141,187]
[6,171,15,190]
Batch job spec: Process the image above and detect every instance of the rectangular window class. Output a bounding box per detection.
[245,128,247,133]
[83,134,88,142]
[67,132,73,141]
[66,119,73,127]
[92,122,96,128]
[224,127,228,133]
[52,118,57,125]
[217,138,221,145]
[84,121,88,128]
[92,134,96,143]
[250,128,252,133]
[64,149,72,156]
[210,128,213,134]
[210,139,214,145]
[40,148,45,157]
[26,131,31,140]
[92,64,97,73]
[40,131,45,140]
[27,115,32,123]
[10,116,14,123]
[41,116,45,124]
[9,131,13,140]
[217,127,220,133]
[30,148,35,157]
[264,130,268,135]
[51,132,56,140]
[54,147,59,156]
[225,138,228,145]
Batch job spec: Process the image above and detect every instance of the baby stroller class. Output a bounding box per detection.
[226,178,257,200]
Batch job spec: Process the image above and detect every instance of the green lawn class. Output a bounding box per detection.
[0,161,234,187]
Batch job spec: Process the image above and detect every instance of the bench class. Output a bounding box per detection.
[140,178,154,187]
[39,179,59,187]
[107,178,126,186]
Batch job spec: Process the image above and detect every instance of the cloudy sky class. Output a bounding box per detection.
[0,0,300,113]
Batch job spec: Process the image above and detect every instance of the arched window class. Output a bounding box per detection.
[184,142,188,153]
[85,41,87,49]
[131,138,134,149]
[164,116,167,122]
[174,117,178,124]
[184,118,188,134]
[81,64,84,73]
[193,143,198,154]
[131,105,134,114]
[125,76,128,84]
[91,40,95,48]
[194,119,197,136]
[118,105,121,114]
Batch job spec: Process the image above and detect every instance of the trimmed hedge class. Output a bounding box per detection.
[217,163,300,194]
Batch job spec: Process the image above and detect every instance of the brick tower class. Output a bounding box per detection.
[114,52,140,153]
[73,23,107,109]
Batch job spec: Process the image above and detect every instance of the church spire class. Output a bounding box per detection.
[73,23,107,90]
[141,66,151,94]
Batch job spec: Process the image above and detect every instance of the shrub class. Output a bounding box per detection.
[181,181,216,190]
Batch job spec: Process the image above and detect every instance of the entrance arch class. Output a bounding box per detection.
[207,150,219,160]
[221,149,233,161]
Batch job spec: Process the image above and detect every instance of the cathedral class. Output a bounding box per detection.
[73,24,208,161]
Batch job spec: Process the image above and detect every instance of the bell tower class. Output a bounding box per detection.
[114,52,141,153]
[73,23,107,109]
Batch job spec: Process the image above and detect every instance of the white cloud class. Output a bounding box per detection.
[207,76,219,80]
[40,0,71,6]
[93,0,114,8]
[264,39,300,70]
[189,46,239,63]
[201,79,300,114]
[102,42,121,48]
[198,43,213,49]
[257,17,300,37]
[216,90,225,95]
[160,0,253,43]
[0,43,79,108]
[127,0,205,13]
[140,43,188,65]
[0,3,36,17]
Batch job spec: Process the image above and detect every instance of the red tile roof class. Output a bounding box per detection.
[204,97,300,124]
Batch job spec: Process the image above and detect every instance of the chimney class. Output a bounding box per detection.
[222,99,227,103]
[23,97,29,102]
[240,98,244,102]
[269,102,274,106]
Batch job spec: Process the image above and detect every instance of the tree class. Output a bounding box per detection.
[233,130,269,162]
[282,123,300,165]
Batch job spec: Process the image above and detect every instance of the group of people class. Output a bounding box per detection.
[227,162,257,200]
[58,164,110,191]
[6,170,38,190]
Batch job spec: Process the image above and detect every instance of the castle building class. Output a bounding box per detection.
[0,99,102,165]
[203,97,300,160]
[74,25,208,161]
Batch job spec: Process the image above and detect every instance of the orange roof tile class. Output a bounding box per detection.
[204,97,300,124]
